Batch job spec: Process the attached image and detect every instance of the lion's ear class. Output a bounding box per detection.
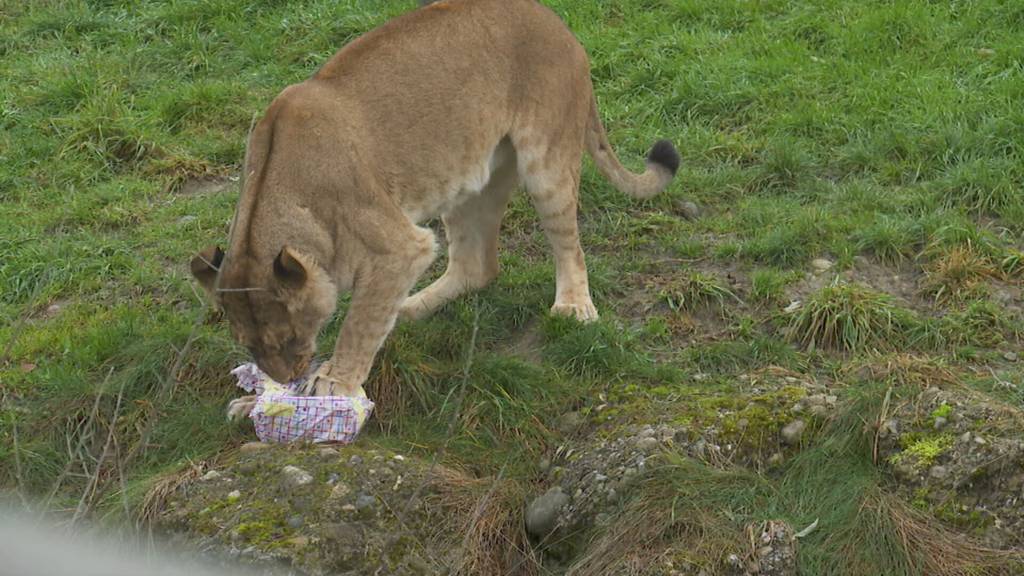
[272,245,308,289]
[190,245,224,292]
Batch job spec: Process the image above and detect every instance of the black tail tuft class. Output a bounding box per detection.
[647,139,680,175]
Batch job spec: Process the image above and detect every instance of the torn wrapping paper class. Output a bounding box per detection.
[231,362,373,444]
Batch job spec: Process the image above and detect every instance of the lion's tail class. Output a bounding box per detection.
[584,93,679,199]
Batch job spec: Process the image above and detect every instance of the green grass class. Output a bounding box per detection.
[2,0,1024,572]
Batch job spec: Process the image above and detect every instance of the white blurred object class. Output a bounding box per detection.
[0,510,274,576]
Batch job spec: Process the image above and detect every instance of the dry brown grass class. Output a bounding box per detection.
[137,461,207,526]
[871,493,1024,576]
[920,245,1001,303]
[428,468,540,576]
[847,353,960,389]
[566,486,745,575]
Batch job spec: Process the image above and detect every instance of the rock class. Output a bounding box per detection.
[1004,351,1018,362]
[354,493,376,511]
[557,411,583,433]
[348,455,363,466]
[322,522,363,545]
[636,437,660,452]
[176,215,197,225]
[318,447,339,458]
[675,200,701,221]
[525,487,570,538]
[811,258,833,272]
[201,470,223,482]
[768,453,784,467]
[959,432,972,444]
[929,466,949,480]
[329,482,351,500]
[239,442,269,454]
[780,420,806,445]
[808,404,829,419]
[933,416,948,430]
[806,394,827,407]
[226,490,241,502]
[974,435,987,446]
[538,458,551,473]
[281,465,314,489]
[287,515,304,529]
[893,461,917,481]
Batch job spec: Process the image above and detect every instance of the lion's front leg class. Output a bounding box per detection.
[307,231,436,397]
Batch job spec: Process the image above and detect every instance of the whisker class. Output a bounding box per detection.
[215,287,267,293]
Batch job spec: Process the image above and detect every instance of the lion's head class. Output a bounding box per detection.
[190,244,337,382]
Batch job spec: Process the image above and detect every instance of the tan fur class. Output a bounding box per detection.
[191,0,678,397]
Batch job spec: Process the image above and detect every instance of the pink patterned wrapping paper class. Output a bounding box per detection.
[231,362,374,444]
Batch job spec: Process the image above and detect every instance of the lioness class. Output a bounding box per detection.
[191,0,679,398]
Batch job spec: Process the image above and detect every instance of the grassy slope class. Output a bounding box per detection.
[1,0,1022,572]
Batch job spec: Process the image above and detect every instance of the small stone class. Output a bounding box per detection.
[811,258,833,272]
[636,437,660,452]
[239,442,269,453]
[525,487,571,537]
[768,452,784,467]
[929,466,949,480]
[557,411,583,433]
[538,458,551,473]
[781,420,806,445]
[959,432,972,444]
[327,472,340,485]
[878,419,899,439]
[392,454,406,461]
[318,447,339,458]
[329,482,351,500]
[281,465,314,489]
[340,504,357,513]
[1004,351,1018,362]
[201,470,223,482]
[177,215,197,225]
[675,200,701,221]
[893,461,917,480]
[974,435,987,446]
[287,515,304,529]
[809,404,829,419]
[806,394,827,407]
[226,490,241,502]
[784,300,802,313]
[933,416,948,430]
[285,536,309,549]
[354,493,376,510]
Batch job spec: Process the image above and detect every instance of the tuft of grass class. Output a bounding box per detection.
[750,268,794,304]
[787,281,900,353]
[656,271,739,312]
[919,245,1000,303]
[932,158,1019,217]
[852,215,920,264]
[749,137,816,194]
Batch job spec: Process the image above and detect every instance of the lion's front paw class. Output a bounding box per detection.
[227,395,258,421]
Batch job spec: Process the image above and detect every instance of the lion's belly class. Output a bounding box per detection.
[401,138,516,224]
